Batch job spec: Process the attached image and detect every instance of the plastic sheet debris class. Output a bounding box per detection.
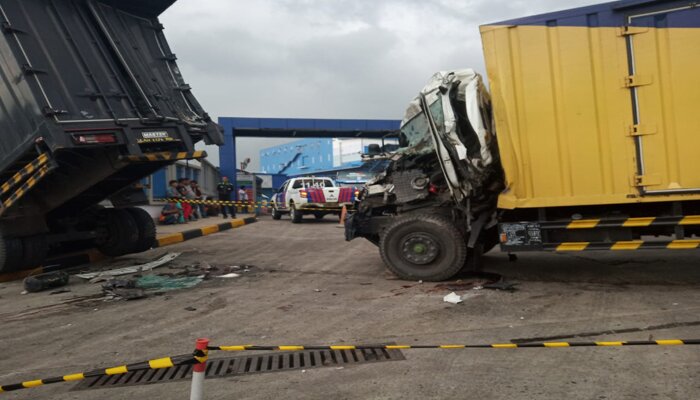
[443,292,462,304]
[136,275,203,292]
[215,273,240,279]
[75,253,180,280]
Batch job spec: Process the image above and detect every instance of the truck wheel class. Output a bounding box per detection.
[290,204,303,223]
[96,209,139,257]
[271,206,282,220]
[125,207,156,253]
[379,214,466,282]
[22,235,48,269]
[314,212,325,220]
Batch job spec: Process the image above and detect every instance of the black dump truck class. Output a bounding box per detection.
[0,0,222,272]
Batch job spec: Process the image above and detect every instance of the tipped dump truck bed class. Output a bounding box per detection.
[0,0,222,271]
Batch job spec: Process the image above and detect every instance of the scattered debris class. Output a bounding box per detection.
[136,275,203,292]
[75,253,180,280]
[483,280,519,292]
[49,289,71,295]
[215,273,240,279]
[443,292,462,304]
[102,279,146,300]
[184,306,197,311]
[314,289,322,292]
[24,271,70,293]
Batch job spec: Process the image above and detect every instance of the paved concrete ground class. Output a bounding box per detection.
[1,214,699,399]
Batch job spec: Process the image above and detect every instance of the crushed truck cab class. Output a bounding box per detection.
[346,70,504,281]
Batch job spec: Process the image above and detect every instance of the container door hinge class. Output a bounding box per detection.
[618,26,649,36]
[623,75,653,88]
[628,123,657,137]
[633,174,661,187]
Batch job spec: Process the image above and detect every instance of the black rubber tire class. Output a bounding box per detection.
[314,212,325,220]
[379,214,466,282]
[290,204,303,223]
[125,207,156,253]
[22,235,48,269]
[271,206,282,220]
[96,209,140,257]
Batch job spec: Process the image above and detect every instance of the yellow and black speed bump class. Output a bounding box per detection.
[208,339,700,352]
[0,352,202,393]
[154,216,257,248]
[547,239,700,251]
[120,150,206,163]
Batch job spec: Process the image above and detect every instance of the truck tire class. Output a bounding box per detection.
[22,235,48,269]
[314,212,325,220]
[290,204,303,223]
[125,207,156,253]
[379,214,466,281]
[97,209,139,257]
[271,205,282,220]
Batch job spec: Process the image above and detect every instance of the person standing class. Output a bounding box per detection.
[238,186,249,213]
[217,176,235,219]
[190,180,207,218]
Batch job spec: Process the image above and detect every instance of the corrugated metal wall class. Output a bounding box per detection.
[480,0,700,209]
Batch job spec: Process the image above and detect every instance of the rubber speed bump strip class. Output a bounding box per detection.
[540,215,700,230]
[0,153,49,196]
[208,339,700,351]
[0,352,202,393]
[119,150,206,163]
[154,216,257,248]
[546,240,700,251]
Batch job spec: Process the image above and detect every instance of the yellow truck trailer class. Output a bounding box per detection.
[346,0,700,281]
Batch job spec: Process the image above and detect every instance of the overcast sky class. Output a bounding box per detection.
[160,0,601,170]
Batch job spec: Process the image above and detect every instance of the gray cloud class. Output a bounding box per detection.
[161,0,600,170]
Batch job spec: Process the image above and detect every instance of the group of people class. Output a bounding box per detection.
[160,178,207,225]
[159,176,251,224]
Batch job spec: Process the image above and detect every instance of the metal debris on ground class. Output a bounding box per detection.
[173,262,254,279]
[102,279,146,300]
[136,275,203,292]
[75,252,181,281]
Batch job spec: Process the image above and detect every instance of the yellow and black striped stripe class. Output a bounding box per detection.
[0,353,200,393]
[210,339,699,352]
[544,215,700,230]
[1,164,52,212]
[120,150,207,163]
[157,198,352,211]
[548,239,700,251]
[154,216,257,248]
[0,153,49,196]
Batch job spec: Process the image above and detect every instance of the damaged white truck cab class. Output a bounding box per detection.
[345,70,505,281]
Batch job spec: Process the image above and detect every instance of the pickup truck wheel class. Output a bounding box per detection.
[126,207,156,253]
[379,214,466,281]
[290,204,303,223]
[271,206,282,220]
[96,209,140,257]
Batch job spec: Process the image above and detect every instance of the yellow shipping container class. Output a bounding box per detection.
[480,0,700,210]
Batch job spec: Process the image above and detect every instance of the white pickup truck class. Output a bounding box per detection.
[271,177,356,223]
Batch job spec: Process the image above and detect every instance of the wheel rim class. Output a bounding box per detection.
[400,233,440,265]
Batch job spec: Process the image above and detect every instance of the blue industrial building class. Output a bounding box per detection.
[217,117,401,188]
